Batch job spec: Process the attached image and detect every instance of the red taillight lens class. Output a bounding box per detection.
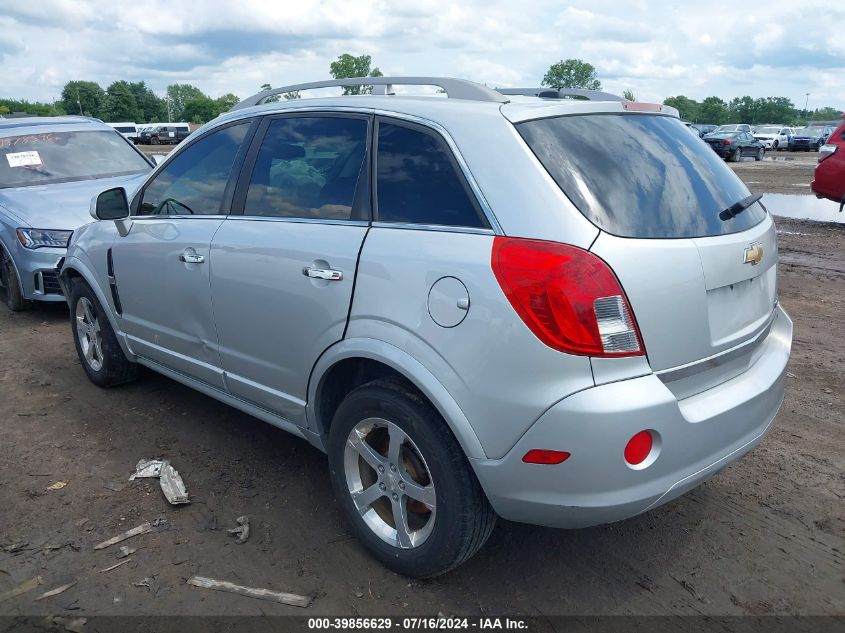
[491,237,644,357]
[721,140,732,145]
[624,430,653,465]
[522,449,571,465]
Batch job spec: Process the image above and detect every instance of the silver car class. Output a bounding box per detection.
[0,116,151,310]
[58,78,792,577]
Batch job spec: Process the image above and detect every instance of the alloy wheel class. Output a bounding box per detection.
[343,417,436,549]
[76,297,104,371]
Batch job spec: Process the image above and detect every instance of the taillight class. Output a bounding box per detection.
[721,140,732,145]
[491,237,644,357]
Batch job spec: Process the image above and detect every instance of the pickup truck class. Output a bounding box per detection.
[136,124,191,145]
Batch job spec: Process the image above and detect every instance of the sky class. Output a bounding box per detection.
[1,0,844,111]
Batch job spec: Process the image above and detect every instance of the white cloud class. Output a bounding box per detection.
[0,0,843,110]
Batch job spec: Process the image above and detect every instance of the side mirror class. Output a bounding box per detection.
[93,187,130,221]
[151,154,167,165]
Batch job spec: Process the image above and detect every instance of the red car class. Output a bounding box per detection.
[811,116,845,211]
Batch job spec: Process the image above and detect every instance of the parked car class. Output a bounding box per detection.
[713,123,753,133]
[753,125,793,151]
[811,118,845,210]
[58,77,792,577]
[0,116,152,310]
[703,131,766,161]
[789,126,834,151]
[684,122,704,137]
[691,123,717,136]
[106,122,139,143]
[137,123,191,145]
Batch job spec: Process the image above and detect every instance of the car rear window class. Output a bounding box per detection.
[517,114,767,238]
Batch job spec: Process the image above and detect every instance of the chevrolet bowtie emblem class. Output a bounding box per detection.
[744,243,763,266]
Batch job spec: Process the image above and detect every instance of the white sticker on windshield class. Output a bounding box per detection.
[5,151,43,168]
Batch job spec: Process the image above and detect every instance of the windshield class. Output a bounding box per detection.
[517,114,766,239]
[795,128,819,136]
[0,130,150,188]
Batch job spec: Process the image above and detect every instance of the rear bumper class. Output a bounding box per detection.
[472,304,792,529]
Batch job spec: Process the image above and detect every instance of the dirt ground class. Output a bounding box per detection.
[1,165,844,619]
[728,151,820,195]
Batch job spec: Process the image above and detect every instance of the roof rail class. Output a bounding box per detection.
[496,87,624,102]
[231,77,510,111]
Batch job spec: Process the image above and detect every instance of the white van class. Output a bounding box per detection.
[106,122,138,142]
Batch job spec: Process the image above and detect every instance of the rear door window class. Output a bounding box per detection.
[517,114,767,238]
[375,120,487,228]
[242,116,369,221]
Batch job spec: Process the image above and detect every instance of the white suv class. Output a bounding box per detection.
[59,78,792,577]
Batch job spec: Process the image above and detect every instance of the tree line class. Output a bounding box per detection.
[1,55,841,126]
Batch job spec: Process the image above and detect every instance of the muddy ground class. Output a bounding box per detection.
[728,150,820,195]
[0,163,843,619]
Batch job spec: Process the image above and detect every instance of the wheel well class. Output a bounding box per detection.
[316,358,420,438]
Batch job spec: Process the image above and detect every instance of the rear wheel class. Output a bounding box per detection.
[69,280,138,387]
[0,248,31,312]
[328,378,495,577]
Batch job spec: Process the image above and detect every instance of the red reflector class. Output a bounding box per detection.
[522,449,571,465]
[491,237,644,357]
[624,431,653,465]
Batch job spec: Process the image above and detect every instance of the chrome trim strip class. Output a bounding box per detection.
[656,311,777,384]
[371,222,495,236]
[228,216,370,227]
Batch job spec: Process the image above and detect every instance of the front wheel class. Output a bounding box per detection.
[69,280,138,387]
[755,147,765,161]
[328,379,495,577]
[0,248,31,312]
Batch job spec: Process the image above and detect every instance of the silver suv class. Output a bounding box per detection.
[58,77,792,577]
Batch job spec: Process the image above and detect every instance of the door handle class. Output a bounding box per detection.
[302,267,343,281]
[179,248,205,264]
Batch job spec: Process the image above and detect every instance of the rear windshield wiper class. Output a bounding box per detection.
[719,193,763,220]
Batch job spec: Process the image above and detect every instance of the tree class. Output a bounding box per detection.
[664,95,699,121]
[0,104,8,115]
[752,97,795,125]
[329,53,383,95]
[622,89,636,102]
[0,98,63,116]
[166,84,206,121]
[698,96,728,124]
[60,80,104,117]
[216,93,240,112]
[182,93,241,124]
[260,83,281,103]
[283,91,301,100]
[99,81,143,122]
[727,96,756,123]
[810,106,843,121]
[541,59,601,90]
[127,81,166,122]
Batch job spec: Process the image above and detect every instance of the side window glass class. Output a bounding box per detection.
[243,116,368,221]
[376,121,486,228]
[138,122,249,216]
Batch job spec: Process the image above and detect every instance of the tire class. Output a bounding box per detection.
[69,279,138,387]
[773,140,779,151]
[755,147,765,161]
[732,147,743,162]
[151,137,160,145]
[0,247,31,312]
[328,378,496,577]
